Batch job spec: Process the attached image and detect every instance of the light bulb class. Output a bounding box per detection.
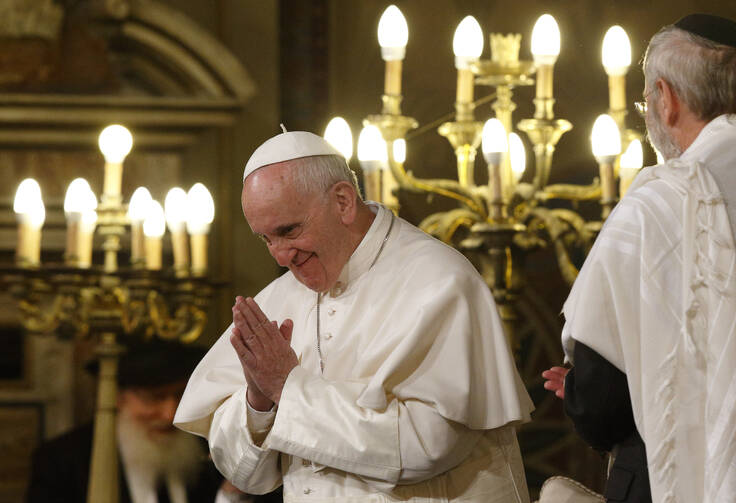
[98,124,133,163]
[64,178,97,214]
[143,200,166,238]
[14,179,45,227]
[164,187,188,232]
[357,125,388,163]
[186,183,215,234]
[14,179,46,227]
[324,117,353,161]
[509,133,527,182]
[378,5,408,60]
[128,187,153,222]
[602,26,631,76]
[591,114,622,159]
[81,210,98,232]
[453,16,484,69]
[482,118,508,166]
[393,139,406,164]
[620,139,643,171]
[531,14,561,64]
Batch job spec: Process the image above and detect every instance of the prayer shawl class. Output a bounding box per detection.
[562,115,736,502]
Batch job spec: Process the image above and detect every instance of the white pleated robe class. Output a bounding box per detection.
[175,204,534,502]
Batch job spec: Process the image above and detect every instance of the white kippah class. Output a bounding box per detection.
[243,130,343,182]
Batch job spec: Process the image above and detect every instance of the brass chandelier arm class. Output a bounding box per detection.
[420,208,483,244]
[18,294,66,334]
[117,289,149,335]
[521,206,584,286]
[552,239,580,286]
[147,290,207,342]
[536,181,602,202]
[387,160,488,218]
[177,306,208,343]
[17,288,90,337]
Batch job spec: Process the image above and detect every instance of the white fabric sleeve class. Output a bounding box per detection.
[214,489,255,503]
[263,366,481,487]
[245,402,276,445]
[209,387,282,494]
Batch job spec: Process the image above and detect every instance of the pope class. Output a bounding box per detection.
[174,129,534,502]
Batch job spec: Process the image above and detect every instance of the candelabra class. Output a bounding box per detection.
[321,7,648,490]
[1,125,218,503]
[324,7,645,350]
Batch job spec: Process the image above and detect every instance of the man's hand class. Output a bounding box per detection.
[230,296,298,409]
[542,366,570,399]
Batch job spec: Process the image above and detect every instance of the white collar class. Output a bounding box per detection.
[328,203,392,297]
[681,114,736,161]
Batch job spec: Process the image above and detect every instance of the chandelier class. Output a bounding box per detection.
[323,6,647,349]
[2,124,217,502]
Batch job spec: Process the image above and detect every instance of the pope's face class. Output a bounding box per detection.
[242,162,352,292]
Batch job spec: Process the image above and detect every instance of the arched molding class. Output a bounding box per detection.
[0,0,256,148]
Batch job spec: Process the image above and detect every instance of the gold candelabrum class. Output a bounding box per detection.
[2,125,218,503]
[326,9,646,350]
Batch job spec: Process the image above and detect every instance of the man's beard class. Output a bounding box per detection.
[645,98,682,161]
[117,407,205,483]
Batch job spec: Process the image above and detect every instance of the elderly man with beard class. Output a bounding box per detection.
[543,13,736,503]
[173,129,534,502]
[27,339,281,503]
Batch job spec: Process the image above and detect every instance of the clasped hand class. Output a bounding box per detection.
[541,366,569,399]
[230,296,298,410]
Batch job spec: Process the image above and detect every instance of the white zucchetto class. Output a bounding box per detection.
[243,130,342,182]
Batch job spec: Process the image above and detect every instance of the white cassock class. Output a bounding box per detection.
[175,203,534,502]
[562,114,736,503]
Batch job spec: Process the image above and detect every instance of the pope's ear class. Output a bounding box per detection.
[331,181,358,224]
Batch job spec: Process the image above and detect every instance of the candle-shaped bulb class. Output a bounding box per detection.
[98,124,133,163]
[14,179,46,227]
[14,178,45,266]
[143,200,165,270]
[358,125,388,164]
[531,14,561,64]
[187,183,214,276]
[164,187,188,233]
[81,210,98,231]
[128,186,152,267]
[591,114,622,160]
[143,201,165,238]
[64,178,97,215]
[453,16,484,69]
[482,118,508,166]
[602,25,631,76]
[508,132,527,182]
[619,138,644,197]
[128,186,153,222]
[393,139,406,164]
[621,139,643,171]
[63,178,96,265]
[324,117,353,162]
[378,5,408,60]
[186,183,215,235]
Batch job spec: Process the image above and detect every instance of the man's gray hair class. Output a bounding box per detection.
[288,155,363,200]
[644,25,736,121]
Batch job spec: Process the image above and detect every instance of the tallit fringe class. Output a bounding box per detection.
[663,161,736,358]
[650,345,678,503]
